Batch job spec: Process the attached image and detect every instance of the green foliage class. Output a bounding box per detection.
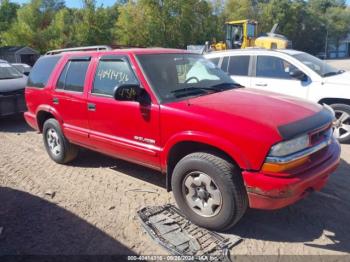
[223,0,258,21]
[115,0,217,48]
[0,0,119,52]
[0,0,349,55]
[0,0,20,44]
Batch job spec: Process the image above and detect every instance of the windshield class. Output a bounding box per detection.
[293,53,343,78]
[136,53,240,103]
[0,62,23,79]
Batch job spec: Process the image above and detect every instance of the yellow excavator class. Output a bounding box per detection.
[186,20,292,53]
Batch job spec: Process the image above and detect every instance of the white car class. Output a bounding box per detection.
[205,49,350,143]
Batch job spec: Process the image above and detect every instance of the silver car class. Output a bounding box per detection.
[0,59,27,117]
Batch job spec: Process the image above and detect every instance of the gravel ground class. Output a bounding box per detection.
[0,116,350,258]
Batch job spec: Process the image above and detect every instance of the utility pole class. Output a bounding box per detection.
[324,25,328,59]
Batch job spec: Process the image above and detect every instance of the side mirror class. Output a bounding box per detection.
[289,69,307,81]
[113,84,141,101]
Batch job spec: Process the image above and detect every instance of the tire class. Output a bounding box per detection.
[43,118,78,164]
[330,103,350,144]
[171,152,248,231]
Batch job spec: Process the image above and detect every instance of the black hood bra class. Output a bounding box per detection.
[278,107,334,140]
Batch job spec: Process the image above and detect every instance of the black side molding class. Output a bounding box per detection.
[278,107,334,140]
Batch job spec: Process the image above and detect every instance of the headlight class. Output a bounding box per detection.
[269,134,309,157]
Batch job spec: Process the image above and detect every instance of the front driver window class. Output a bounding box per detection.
[256,56,298,80]
[92,59,138,96]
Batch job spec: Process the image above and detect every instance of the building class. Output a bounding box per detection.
[327,34,350,58]
[0,46,40,66]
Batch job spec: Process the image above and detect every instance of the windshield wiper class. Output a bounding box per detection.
[0,77,22,80]
[211,82,244,89]
[171,86,221,97]
[323,70,345,77]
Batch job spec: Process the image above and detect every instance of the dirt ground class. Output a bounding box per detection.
[0,116,350,258]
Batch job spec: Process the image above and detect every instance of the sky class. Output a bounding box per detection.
[11,0,350,8]
[12,0,117,8]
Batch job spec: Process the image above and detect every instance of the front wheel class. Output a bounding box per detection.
[331,104,350,144]
[171,152,248,231]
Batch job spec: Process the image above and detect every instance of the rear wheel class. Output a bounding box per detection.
[171,152,248,231]
[331,104,350,144]
[43,118,78,164]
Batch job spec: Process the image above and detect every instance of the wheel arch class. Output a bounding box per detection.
[36,105,63,132]
[163,135,250,192]
[318,97,350,107]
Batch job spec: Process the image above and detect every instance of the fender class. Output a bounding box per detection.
[160,131,251,171]
[35,104,64,129]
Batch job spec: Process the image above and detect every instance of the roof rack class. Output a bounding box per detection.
[46,45,112,55]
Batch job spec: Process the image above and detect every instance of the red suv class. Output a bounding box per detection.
[24,47,341,230]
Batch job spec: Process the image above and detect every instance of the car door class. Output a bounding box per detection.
[251,55,309,99]
[87,54,161,169]
[225,55,252,88]
[51,56,91,145]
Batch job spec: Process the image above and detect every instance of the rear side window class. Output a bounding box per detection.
[56,60,90,92]
[92,59,138,96]
[28,56,61,88]
[228,56,250,76]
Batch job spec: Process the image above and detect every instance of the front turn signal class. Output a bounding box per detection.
[262,156,310,173]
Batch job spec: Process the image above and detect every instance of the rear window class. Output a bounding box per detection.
[228,56,250,76]
[28,56,61,88]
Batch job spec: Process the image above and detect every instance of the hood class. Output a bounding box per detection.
[186,88,330,139]
[0,76,27,93]
[323,71,350,85]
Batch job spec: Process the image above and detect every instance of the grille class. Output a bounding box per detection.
[0,89,26,116]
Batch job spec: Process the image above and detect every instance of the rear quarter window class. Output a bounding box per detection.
[27,56,61,88]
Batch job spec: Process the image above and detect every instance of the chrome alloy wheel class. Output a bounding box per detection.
[334,110,350,140]
[182,171,222,217]
[46,128,62,156]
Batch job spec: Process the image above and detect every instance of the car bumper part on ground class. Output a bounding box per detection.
[243,139,341,210]
[0,90,27,117]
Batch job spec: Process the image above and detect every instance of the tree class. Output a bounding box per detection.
[0,0,20,44]
[73,0,118,46]
[115,0,216,48]
[308,0,350,55]
[323,7,350,54]
[1,0,67,52]
[222,0,258,21]
[46,8,76,49]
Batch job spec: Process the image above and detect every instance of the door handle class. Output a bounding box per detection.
[256,83,268,87]
[53,97,59,104]
[87,103,96,111]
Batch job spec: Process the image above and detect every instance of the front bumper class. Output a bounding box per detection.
[0,90,27,117]
[242,139,341,210]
